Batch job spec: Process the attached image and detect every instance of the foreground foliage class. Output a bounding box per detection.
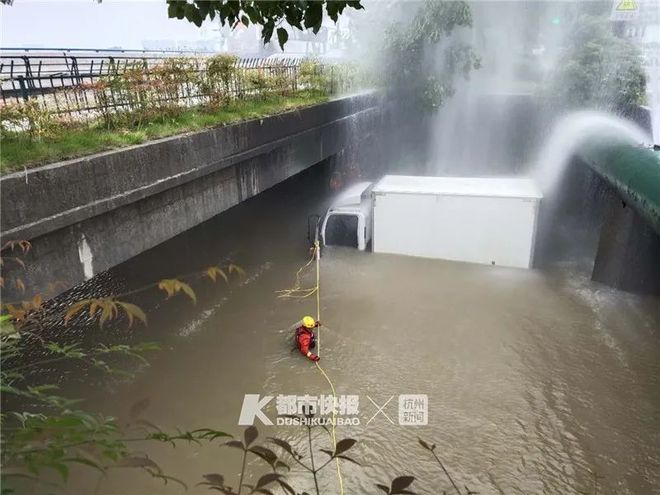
[0,240,244,493]
[166,0,364,49]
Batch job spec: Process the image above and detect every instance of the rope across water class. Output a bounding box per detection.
[277,240,344,494]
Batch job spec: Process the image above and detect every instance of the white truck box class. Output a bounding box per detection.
[371,175,542,268]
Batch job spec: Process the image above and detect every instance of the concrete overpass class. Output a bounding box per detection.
[2,90,659,299]
[0,92,388,300]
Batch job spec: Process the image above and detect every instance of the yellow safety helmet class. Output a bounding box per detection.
[302,316,316,328]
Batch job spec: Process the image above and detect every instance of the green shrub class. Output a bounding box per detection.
[299,59,331,93]
[246,70,270,94]
[0,56,369,145]
[0,100,57,141]
[151,57,200,113]
[267,70,295,95]
[203,54,238,106]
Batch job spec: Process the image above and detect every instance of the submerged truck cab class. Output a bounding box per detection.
[320,181,373,250]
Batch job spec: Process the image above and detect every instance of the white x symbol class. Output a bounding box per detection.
[366,395,395,425]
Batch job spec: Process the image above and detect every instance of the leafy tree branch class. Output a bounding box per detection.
[166,0,364,49]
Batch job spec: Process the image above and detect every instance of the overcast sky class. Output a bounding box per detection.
[1,1,217,50]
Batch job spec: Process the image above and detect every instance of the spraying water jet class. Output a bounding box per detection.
[533,111,660,293]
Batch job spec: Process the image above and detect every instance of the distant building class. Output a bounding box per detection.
[141,39,219,53]
[141,16,350,59]
[142,23,223,53]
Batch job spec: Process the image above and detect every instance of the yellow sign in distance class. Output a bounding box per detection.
[615,0,637,11]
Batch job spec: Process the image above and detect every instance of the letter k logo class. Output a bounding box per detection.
[238,394,274,426]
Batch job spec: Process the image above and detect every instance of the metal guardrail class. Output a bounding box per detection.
[1,47,216,54]
[1,54,165,98]
[0,53,304,98]
[0,53,310,121]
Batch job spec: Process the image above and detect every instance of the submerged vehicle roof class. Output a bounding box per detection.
[330,181,373,209]
[372,175,543,199]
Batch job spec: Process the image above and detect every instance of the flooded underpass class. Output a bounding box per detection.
[58,161,660,495]
[4,2,660,494]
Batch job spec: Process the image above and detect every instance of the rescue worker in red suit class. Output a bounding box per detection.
[291,316,321,361]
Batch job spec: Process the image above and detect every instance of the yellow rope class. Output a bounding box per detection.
[315,241,321,356]
[312,240,344,495]
[278,240,344,494]
[315,360,344,494]
[275,249,317,299]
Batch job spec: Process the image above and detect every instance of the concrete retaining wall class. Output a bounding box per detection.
[1,92,386,299]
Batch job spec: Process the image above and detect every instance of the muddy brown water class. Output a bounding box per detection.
[56,166,660,495]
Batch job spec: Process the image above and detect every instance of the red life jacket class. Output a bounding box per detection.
[295,326,316,350]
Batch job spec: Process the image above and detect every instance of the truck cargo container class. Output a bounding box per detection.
[320,175,543,269]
